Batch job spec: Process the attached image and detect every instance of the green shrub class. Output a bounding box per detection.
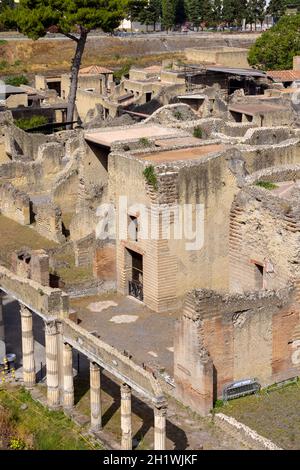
[214,399,224,409]
[193,126,203,139]
[255,181,278,190]
[113,62,132,83]
[143,165,158,191]
[0,40,7,45]
[14,116,48,131]
[9,437,26,450]
[174,110,183,120]
[248,14,300,70]
[139,137,151,147]
[5,75,29,87]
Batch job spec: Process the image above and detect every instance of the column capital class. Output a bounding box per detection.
[20,304,32,317]
[45,321,57,336]
[121,383,131,394]
[154,405,168,418]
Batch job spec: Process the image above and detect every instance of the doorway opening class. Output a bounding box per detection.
[127,249,143,302]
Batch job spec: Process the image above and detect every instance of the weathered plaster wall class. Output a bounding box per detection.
[0,182,31,225]
[229,186,300,293]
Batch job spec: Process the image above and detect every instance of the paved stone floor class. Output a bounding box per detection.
[70,292,179,376]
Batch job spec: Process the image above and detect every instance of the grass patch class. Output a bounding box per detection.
[0,386,102,450]
[222,379,300,450]
[255,181,278,190]
[0,215,92,287]
[56,264,93,286]
[0,215,56,267]
[143,165,158,191]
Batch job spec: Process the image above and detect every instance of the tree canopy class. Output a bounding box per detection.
[161,0,177,30]
[267,0,288,22]
[248,14,300,70]
[0,0,129,123]
[0,0,128,40]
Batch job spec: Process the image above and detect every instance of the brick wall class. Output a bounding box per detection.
[174,287,300,415]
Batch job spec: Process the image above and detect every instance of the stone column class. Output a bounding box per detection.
[20,304,35,388]
[63,342,74,410]
[45,321,60,408]
[121,383,132,450]
[154,406,167,450]
[90,362,102,431]
[0,292,6,361]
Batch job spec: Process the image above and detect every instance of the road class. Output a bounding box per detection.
[0,31,261,42]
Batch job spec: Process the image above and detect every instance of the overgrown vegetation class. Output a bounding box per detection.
[255,181,278,190]
[113,60,133,83]
[193,126,203,139]
[5,74,29,87]
[14,115,48,131]
[0,386,100,450]
[143,165,158,190]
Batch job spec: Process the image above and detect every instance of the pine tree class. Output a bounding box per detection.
[185,0,212,29]
[256,0,267,28]
[185,0,202,27]
[223,0,246,26]
[0,0,128,123]
[162,0,177,30]
[211,0,223,26]
[139,0,162,31]
[267,0,287,22]
[127,0,148,26]
[176,0,187,25]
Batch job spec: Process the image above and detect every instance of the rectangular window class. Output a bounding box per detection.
[254,263,264,290]
[128,215,138,242]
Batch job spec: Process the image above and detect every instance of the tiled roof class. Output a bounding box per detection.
[79,65,113,75]
[267,70,300,82]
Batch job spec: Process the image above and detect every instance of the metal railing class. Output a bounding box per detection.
[129,279,143,302]
[223,378,261,402]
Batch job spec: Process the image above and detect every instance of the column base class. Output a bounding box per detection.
[90,423,102,433]
[23,372,36,390]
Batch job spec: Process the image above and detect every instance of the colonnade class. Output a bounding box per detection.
[9,300,168,450]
